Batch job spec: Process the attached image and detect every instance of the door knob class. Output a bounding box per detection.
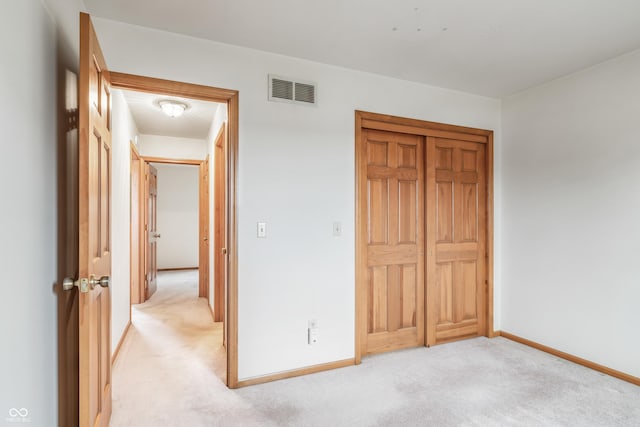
[63,275,110,293]
[63,277,89,292]
[153,233,161,238]
[90,275,110,289]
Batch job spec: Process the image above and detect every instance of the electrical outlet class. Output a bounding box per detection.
[308,319,318,345]
[308,327,319,345]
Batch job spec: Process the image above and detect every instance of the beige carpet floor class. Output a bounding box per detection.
[111,271,640,426]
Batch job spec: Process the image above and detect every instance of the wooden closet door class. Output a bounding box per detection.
[364,129,425,354]
[426,137,487,345]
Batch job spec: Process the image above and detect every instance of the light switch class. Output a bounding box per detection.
[333,221,342,237]
[257,222,267,238]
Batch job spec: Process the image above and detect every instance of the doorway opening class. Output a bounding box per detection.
[132,157,210,301]
[111,72,239,387]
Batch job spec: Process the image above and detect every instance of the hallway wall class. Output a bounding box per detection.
[138,134,208,160]
[111,89,139,354]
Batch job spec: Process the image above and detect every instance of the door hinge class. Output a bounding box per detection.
[65,108,78,132]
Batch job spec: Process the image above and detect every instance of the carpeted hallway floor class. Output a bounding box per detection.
[110,270,640,426]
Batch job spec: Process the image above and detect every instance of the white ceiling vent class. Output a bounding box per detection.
[269,75,317,106]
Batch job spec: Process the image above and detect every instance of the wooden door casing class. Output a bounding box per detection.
[426,137,487,345]
[78,12,112,427]
[108,72,239,387]
[145,163,158,299]
[130,144,144,305]
[363,129,425,354]
[199,157,210,298]
[214,124,227,323]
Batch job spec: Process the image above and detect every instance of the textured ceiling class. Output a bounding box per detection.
[120,89,222,139]
[87,0,640,97]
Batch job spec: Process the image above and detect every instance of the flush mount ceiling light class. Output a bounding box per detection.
[158,100,188,118]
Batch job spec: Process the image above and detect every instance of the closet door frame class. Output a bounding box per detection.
[354,110,496,363]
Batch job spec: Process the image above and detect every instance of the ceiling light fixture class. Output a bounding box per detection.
[158,100,188,118]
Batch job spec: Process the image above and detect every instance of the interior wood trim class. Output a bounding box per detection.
[137,151,144,306]
[111,321,131,365]
[360,119,488,143]
[354,110,495,361]
[226,92,239,388]
[111,73,239,389]
[213,123,227,323]
[129,143,141,307]
[498,331,640,387]
[198,156,210,299]
[110,72,236,103]
[357,110,493,138]
[354,112,364,365]
[236,359,355,388]
[142,156,203,166]
[207,301,216,322]
[214,122,225,148]
[157,267,198,272]
[486,132,497,338]
[130,142,141,157]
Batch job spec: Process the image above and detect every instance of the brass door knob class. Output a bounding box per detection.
[62,275,110,293]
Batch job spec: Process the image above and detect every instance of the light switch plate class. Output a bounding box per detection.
[257,222,267,238]
[333,221,342,237]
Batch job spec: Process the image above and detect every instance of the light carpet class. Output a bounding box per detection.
[111,270,640,426]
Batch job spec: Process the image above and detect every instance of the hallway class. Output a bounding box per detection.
[110,270,226,426]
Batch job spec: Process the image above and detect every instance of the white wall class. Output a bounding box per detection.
[111,89,139,354]
[138,134,208,159]
[501,50,640,377]
[94,17,502,381]
[0,0,60,423]
[154,163,200,269]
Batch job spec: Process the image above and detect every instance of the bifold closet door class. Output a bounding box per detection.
[364,129,425,354]
[426,137,487,345]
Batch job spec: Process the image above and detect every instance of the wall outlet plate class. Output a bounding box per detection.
[308,319,318,344]
[308,327,319,345]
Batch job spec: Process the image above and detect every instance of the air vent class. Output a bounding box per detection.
[269,75,317,106]
[271,78,293,101]
[294,82,315,104]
